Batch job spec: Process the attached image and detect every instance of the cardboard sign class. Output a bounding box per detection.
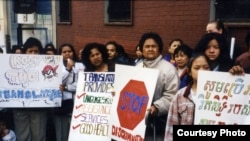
[109,64,159,141]
[69,71,115,141]
[195,71,250,125]
[0,54,63,107]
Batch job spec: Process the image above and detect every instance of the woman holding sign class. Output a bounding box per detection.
[136,32,180,141]
[55,43,85,141]
[164,52,245,141]
[13,37,46,141]
[164,53,211,141]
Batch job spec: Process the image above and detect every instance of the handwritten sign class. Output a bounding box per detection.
[0,54,63,107]
[195,71,250,125]
[109,64,159,141]
[69,71,115,141]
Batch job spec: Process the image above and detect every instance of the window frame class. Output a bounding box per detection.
[56,0,71,24]
[210,0,250,27]
[104,0,133,26]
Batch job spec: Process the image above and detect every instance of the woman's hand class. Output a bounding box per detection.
[66,58,75,71]
[229,65,245,76]
[147,105,158,116]
[59,84,65,92]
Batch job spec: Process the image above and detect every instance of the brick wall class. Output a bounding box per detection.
[56,1,249,59]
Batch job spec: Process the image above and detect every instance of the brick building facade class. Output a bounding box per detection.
[56,1,249,58]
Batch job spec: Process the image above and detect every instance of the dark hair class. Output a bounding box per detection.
[169,38,184,46]
[0,119,6,125]
[194,32,233,72]
[187,53,211,73]
[183,53,211,97]
[105,41,126,57]
[105,41,119,49]
[81,42,109,71]
[105,41,134,65]
[187,53,210,87]
[138,32,163,53]
[135,44,140,51]
[245,32,250,49]
[23,37,43,53]
[208,19,226,35]
[194,32,229,60]
[44,43,57,54]
[105,41,119,60]
[58,43,78,62]
[0,47,3,53]
[116,44,135,65]
[11,45,23,54]
[173,44,193,59]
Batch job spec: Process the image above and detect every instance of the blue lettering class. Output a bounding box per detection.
[0,89,62,101]
[120,91,149,114]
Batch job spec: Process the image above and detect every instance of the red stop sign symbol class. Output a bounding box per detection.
[117,79,149,130]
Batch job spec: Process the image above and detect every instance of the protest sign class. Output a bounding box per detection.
[0,54,63,107]
[195,71,250,125]
[109,64,159,141]
[69,71,115,141]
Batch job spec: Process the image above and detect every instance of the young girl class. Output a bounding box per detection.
[163,38,184,66]
[164,53,211,141]
[194,32,234,72]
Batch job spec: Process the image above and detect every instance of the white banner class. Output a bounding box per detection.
[195,71,250,125]
[0,54,63,107]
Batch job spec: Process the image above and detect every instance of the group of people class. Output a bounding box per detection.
[0,19,249,141]
[0,37,139,141]
[163,20,249,141]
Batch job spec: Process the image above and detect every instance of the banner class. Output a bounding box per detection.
[195,71,250,125]
[0,54,63,107]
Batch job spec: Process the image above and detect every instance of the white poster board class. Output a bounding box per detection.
[69,71,115,141]
[109,64,159,141]
[0,54,63,107]
[195,71,250,125]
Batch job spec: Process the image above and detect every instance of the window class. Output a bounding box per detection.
[57,0,71,24]
[13,0,35,14]
[21,28,48,47]
[215,0,250,24]
[105,0,133,25]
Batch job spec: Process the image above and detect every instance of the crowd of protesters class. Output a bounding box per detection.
[0,19,249,141]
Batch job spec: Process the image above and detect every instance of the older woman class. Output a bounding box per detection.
[136,32,180,141]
